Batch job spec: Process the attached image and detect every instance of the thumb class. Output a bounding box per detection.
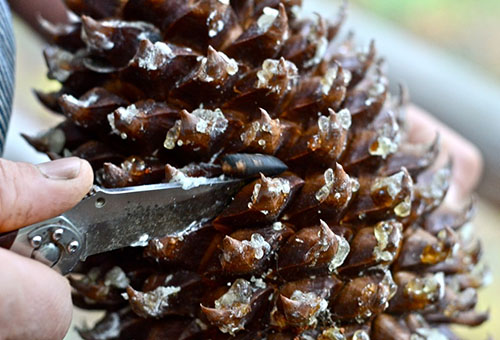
[0,157,94,232]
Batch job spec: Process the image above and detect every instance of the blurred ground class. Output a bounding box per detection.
[3,4,500,340]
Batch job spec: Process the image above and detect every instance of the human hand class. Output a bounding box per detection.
[0,157,93,340]
[407,105,483,206]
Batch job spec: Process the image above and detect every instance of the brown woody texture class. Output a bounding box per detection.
[27,0,489,339]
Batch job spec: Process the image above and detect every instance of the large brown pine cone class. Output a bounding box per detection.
[27,0,489,339]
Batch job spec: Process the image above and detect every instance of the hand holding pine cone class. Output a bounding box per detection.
[27,0,488,339]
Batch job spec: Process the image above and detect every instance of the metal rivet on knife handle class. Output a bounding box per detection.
[52,228,64,241]
[67,240,80,254]
[30,235,42,248]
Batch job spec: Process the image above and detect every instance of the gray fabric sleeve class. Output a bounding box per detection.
[0,0,15,155]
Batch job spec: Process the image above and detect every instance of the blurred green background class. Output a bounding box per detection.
[353,0,500,79]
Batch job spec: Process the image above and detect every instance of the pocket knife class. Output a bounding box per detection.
[0,154,287,274]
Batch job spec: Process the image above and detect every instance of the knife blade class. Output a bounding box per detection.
[0,178,243,274]
[72,178,243,259]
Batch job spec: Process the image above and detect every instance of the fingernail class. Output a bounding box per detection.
[37,157,82,180]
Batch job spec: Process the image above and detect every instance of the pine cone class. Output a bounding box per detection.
[28,0,489,339]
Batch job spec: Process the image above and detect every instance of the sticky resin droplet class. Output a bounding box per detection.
[207,12,225,38]
[115,104,140,125]
[421,168,451,200]
[315,168,335,202]
[304,36,328,68]
[369,136,398,159]
[104,266,130,289]
[371,171,405,200]
[319,327,346,340]
[373,222,394,262]
[248,182,262,208]
[256,58,298,93]
[337,108,352,130]
[164,120,181,149]
[405,272,445,302]
[210,279,258,335]
[242,233,271,260]
[129,285,181,318]
[381,269,398,301]
[352,330,370,340]
[257,7,279,32]
[192,108,228,135]
[329,233,350,272]
[137,41,174,71]
[351,178,360,192]
[288,290,329,325]
[219,52,239,75]
[320,65,339,95]
[394,196,412,217]
[272,221,284,230]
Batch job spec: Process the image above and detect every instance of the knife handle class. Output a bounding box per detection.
[0,217,85,275]
[0,227,38,260]
[0,230,17,249]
